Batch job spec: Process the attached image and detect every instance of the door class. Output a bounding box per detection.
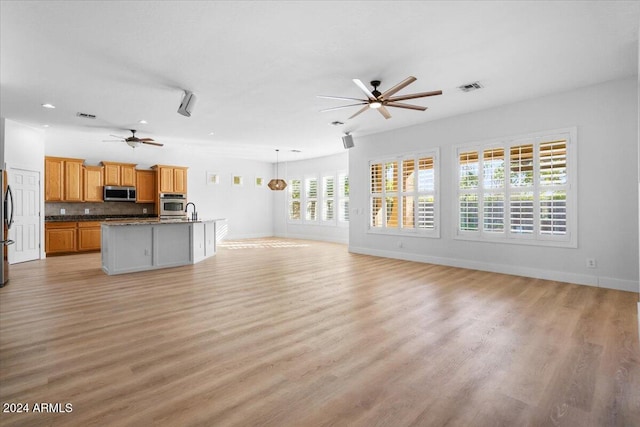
[8,169,41,264]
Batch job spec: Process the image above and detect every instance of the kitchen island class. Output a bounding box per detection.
[101,218,226,275]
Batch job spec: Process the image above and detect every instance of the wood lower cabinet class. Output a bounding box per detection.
[46,221,102,254]
[45,222,77,254]
[78,222,102,251]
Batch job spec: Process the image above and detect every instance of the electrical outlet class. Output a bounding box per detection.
[143,208,147,214]
[84,208,90,214]
[60,208,65,215]
[586,258,597,268]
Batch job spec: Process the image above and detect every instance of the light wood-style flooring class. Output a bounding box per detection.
[1,238,639,426]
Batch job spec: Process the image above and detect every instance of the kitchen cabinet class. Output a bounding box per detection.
[101,162,137,187]
[45,222,77,254]
[77,222,102,251]
[136,170,156,203]
[45,221,102,254]
[83,166,104,202]
[152,165,188,194]
[45,157,84,202]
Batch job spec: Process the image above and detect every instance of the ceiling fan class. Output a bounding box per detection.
[105,130,164,148]
[318,76,442,120]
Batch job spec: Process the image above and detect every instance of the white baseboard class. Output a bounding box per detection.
[276,232,348,245]
[348,245,639,293]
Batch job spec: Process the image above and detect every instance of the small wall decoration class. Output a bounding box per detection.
[206,172,219,185]
[232,175,243,186]
[255,177,264,187]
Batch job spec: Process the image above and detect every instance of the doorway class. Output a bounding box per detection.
[8,168,41,264]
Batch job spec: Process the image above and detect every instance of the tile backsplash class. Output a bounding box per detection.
[46,202,155,217]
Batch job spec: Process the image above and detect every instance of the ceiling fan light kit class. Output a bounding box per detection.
[318,76,442,120]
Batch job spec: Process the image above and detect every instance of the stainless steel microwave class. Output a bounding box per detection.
[104,186,136,202]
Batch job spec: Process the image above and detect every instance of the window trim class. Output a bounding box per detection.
[453,127,577,248]
[368,149,440,238]
[287,171,349,226]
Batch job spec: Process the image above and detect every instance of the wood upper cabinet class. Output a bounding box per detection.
[101,162,137,186]
[45,157,84,202]
[173,168,188,193]
[45,157,64,201]
[136,170,156,203]
[83,166,104,202]
[152,165,188,194]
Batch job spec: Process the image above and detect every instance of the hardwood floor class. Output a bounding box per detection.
[1,238,639,426]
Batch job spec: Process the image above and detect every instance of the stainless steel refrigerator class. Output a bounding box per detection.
[1,170,14,287]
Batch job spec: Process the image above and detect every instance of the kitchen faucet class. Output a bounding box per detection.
[185,202,197,221]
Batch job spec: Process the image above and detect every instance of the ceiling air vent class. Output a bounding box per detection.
[330,121,344,126]
[76,112,96,119]
[458,82,483,93]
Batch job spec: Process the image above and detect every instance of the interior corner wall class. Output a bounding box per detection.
[349,77,639,292]
[273,151,349,244]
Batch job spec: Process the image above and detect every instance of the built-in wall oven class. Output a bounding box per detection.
[159,193,187,219]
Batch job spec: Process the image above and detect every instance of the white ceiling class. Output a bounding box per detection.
[1,1,639,161]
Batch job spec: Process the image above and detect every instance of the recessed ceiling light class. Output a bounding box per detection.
[138,120,147,124]
[208,132,215,136]
[43,124,50,128]
[41,103,55,109]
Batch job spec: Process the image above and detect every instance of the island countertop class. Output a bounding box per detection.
[102,218,226,226]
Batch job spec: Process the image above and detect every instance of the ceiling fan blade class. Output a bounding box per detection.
[320,103,368,113]
[142,141,164,147]
[138,138,155,142]
[317,95,368,102]
[380,76,417,100]
[385,102,428,111]
[348,104,371,120]
[353,79,375,100]
[377,106,392,119]
[386,90,443,102]
[102,139,122,142]
[109,134,126,139]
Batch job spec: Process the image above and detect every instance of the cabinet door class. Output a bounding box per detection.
[78,223,101,251]
[173,168,187,194]
[120,165,136,187]
[158,167,174,193]
[84,166,104,202]
[45,223,77,253]
[64,160,84,202]
[45,158,64,201]
[136,170,156,203]
[103,164,120,186]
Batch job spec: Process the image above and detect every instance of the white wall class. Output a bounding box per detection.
[2,118,46,258]
[273,152,349,244]
[43,127,274,239]
[349,77,639,292]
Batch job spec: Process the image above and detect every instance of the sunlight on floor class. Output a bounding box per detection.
[218,239,311,249]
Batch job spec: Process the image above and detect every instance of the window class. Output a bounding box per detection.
[288,179,302,220]
[455,128,576,247]
[338,173,349,222]
[305,178,318,221]
[369,150,439,236]
[288,172,349,225]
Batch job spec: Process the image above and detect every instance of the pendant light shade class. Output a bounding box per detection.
[268,149,287,191]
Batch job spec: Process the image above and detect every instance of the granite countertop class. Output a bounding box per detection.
[45,214,159,222]
[102,218,225,226]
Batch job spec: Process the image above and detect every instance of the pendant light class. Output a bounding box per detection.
[268,149,287,191]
